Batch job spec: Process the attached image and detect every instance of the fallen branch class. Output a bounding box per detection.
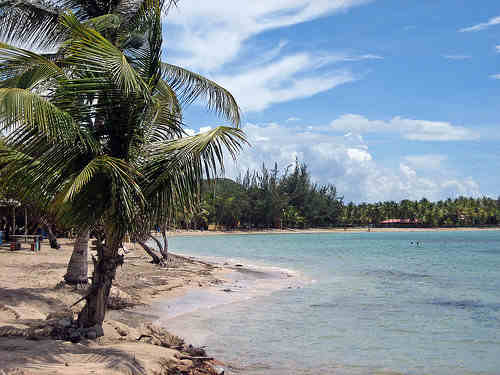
[179,356,214,361]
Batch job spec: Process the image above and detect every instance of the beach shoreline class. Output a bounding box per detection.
[164,225,500,237]
[0,238,236,374]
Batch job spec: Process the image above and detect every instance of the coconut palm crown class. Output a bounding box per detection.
[0,0,246,331]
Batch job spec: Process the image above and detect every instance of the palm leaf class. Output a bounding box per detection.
[60,11,150,97]
[162,63,241,126]
[142,127,247,200]
[0,42,67,90]
[0,0,64,49]
[0,88,96,148]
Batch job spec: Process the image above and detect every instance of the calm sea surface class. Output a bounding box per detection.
[155,231,500,375]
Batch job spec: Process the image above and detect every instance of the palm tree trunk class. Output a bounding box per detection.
[64,229,89,285]
[77,230,123,331]
[150,232,168,262]
[44,223,60,249]
[160,226,168,260]
[138,240,162,264]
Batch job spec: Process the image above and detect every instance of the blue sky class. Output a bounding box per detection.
[164,0,500,203]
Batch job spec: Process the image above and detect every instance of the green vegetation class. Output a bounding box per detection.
[176,162,500,230]
[0,0,245,333]
[341,196,500,228]
[190,161,343,230]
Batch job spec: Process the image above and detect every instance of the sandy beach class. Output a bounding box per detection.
[165,226,500,237]
[1,226,498,374]
[0,238,234,375]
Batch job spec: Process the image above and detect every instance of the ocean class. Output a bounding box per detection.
[152,230,500,375]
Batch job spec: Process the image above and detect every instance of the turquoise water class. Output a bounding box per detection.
[160,231,500,375]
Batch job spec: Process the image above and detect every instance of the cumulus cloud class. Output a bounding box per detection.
[403,154,448,170]
[496,45,500,53]
[330,114,480,141]
[223,122,480,202]
[459,16,500,32]
[490,74,500,80]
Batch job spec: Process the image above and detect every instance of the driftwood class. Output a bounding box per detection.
[179,356,214,361]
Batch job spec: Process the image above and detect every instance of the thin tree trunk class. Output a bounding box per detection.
[77,231,122,332]
[138,240,163,264]
[160,226,168,260]
[44,222,60,249]
[64,229,89,285]
[150,229,168,261]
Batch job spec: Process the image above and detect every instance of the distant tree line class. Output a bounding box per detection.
[175,161,500,230]
[341,196,500,227]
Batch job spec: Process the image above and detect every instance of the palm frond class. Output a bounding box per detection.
[84,14,122,33]
[63,155,142,202]
[0,42,67,90]
[0,0,64,49]
[60,11,150,97]
[162,63,241,126]
[0,88,97,148]
[56,155,145,227]
[142,127,247,202]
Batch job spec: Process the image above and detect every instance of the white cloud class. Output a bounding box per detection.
[185,126,212,136]
[459,16,500,32]
[443,55,471,60]
[403,154,448,170]
[490,74,500,80]
[340,54,383,61]
[286,117,301,122]
[165,1,380,112]
[495,45,500,53]
[347,148,372,162]
[223,122,481,202]
[330,114,480,141]
[166,0,372,71]
[214,54,356,111]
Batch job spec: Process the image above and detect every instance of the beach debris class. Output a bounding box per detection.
[136,323,184,348]
[58,318,72,328]
[180,356,214,361]
[185,344,207,357]
[110,321,129,337]
[155,356,220,375]
[234,264,243,267]
[221,288,233,293]
[0,304,20,320]
[213,366,225,375]
[69,330,82,343]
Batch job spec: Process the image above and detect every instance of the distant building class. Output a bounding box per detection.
[379,218,421,227]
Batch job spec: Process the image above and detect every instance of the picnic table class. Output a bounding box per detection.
[9,235,43,251]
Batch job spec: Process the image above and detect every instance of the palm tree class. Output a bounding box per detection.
[0,1,246,334]
[64,227,90,285]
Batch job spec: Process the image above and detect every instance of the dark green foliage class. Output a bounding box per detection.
[192,162,499,230]
[199,161,344,230]
[340,196,500,227]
